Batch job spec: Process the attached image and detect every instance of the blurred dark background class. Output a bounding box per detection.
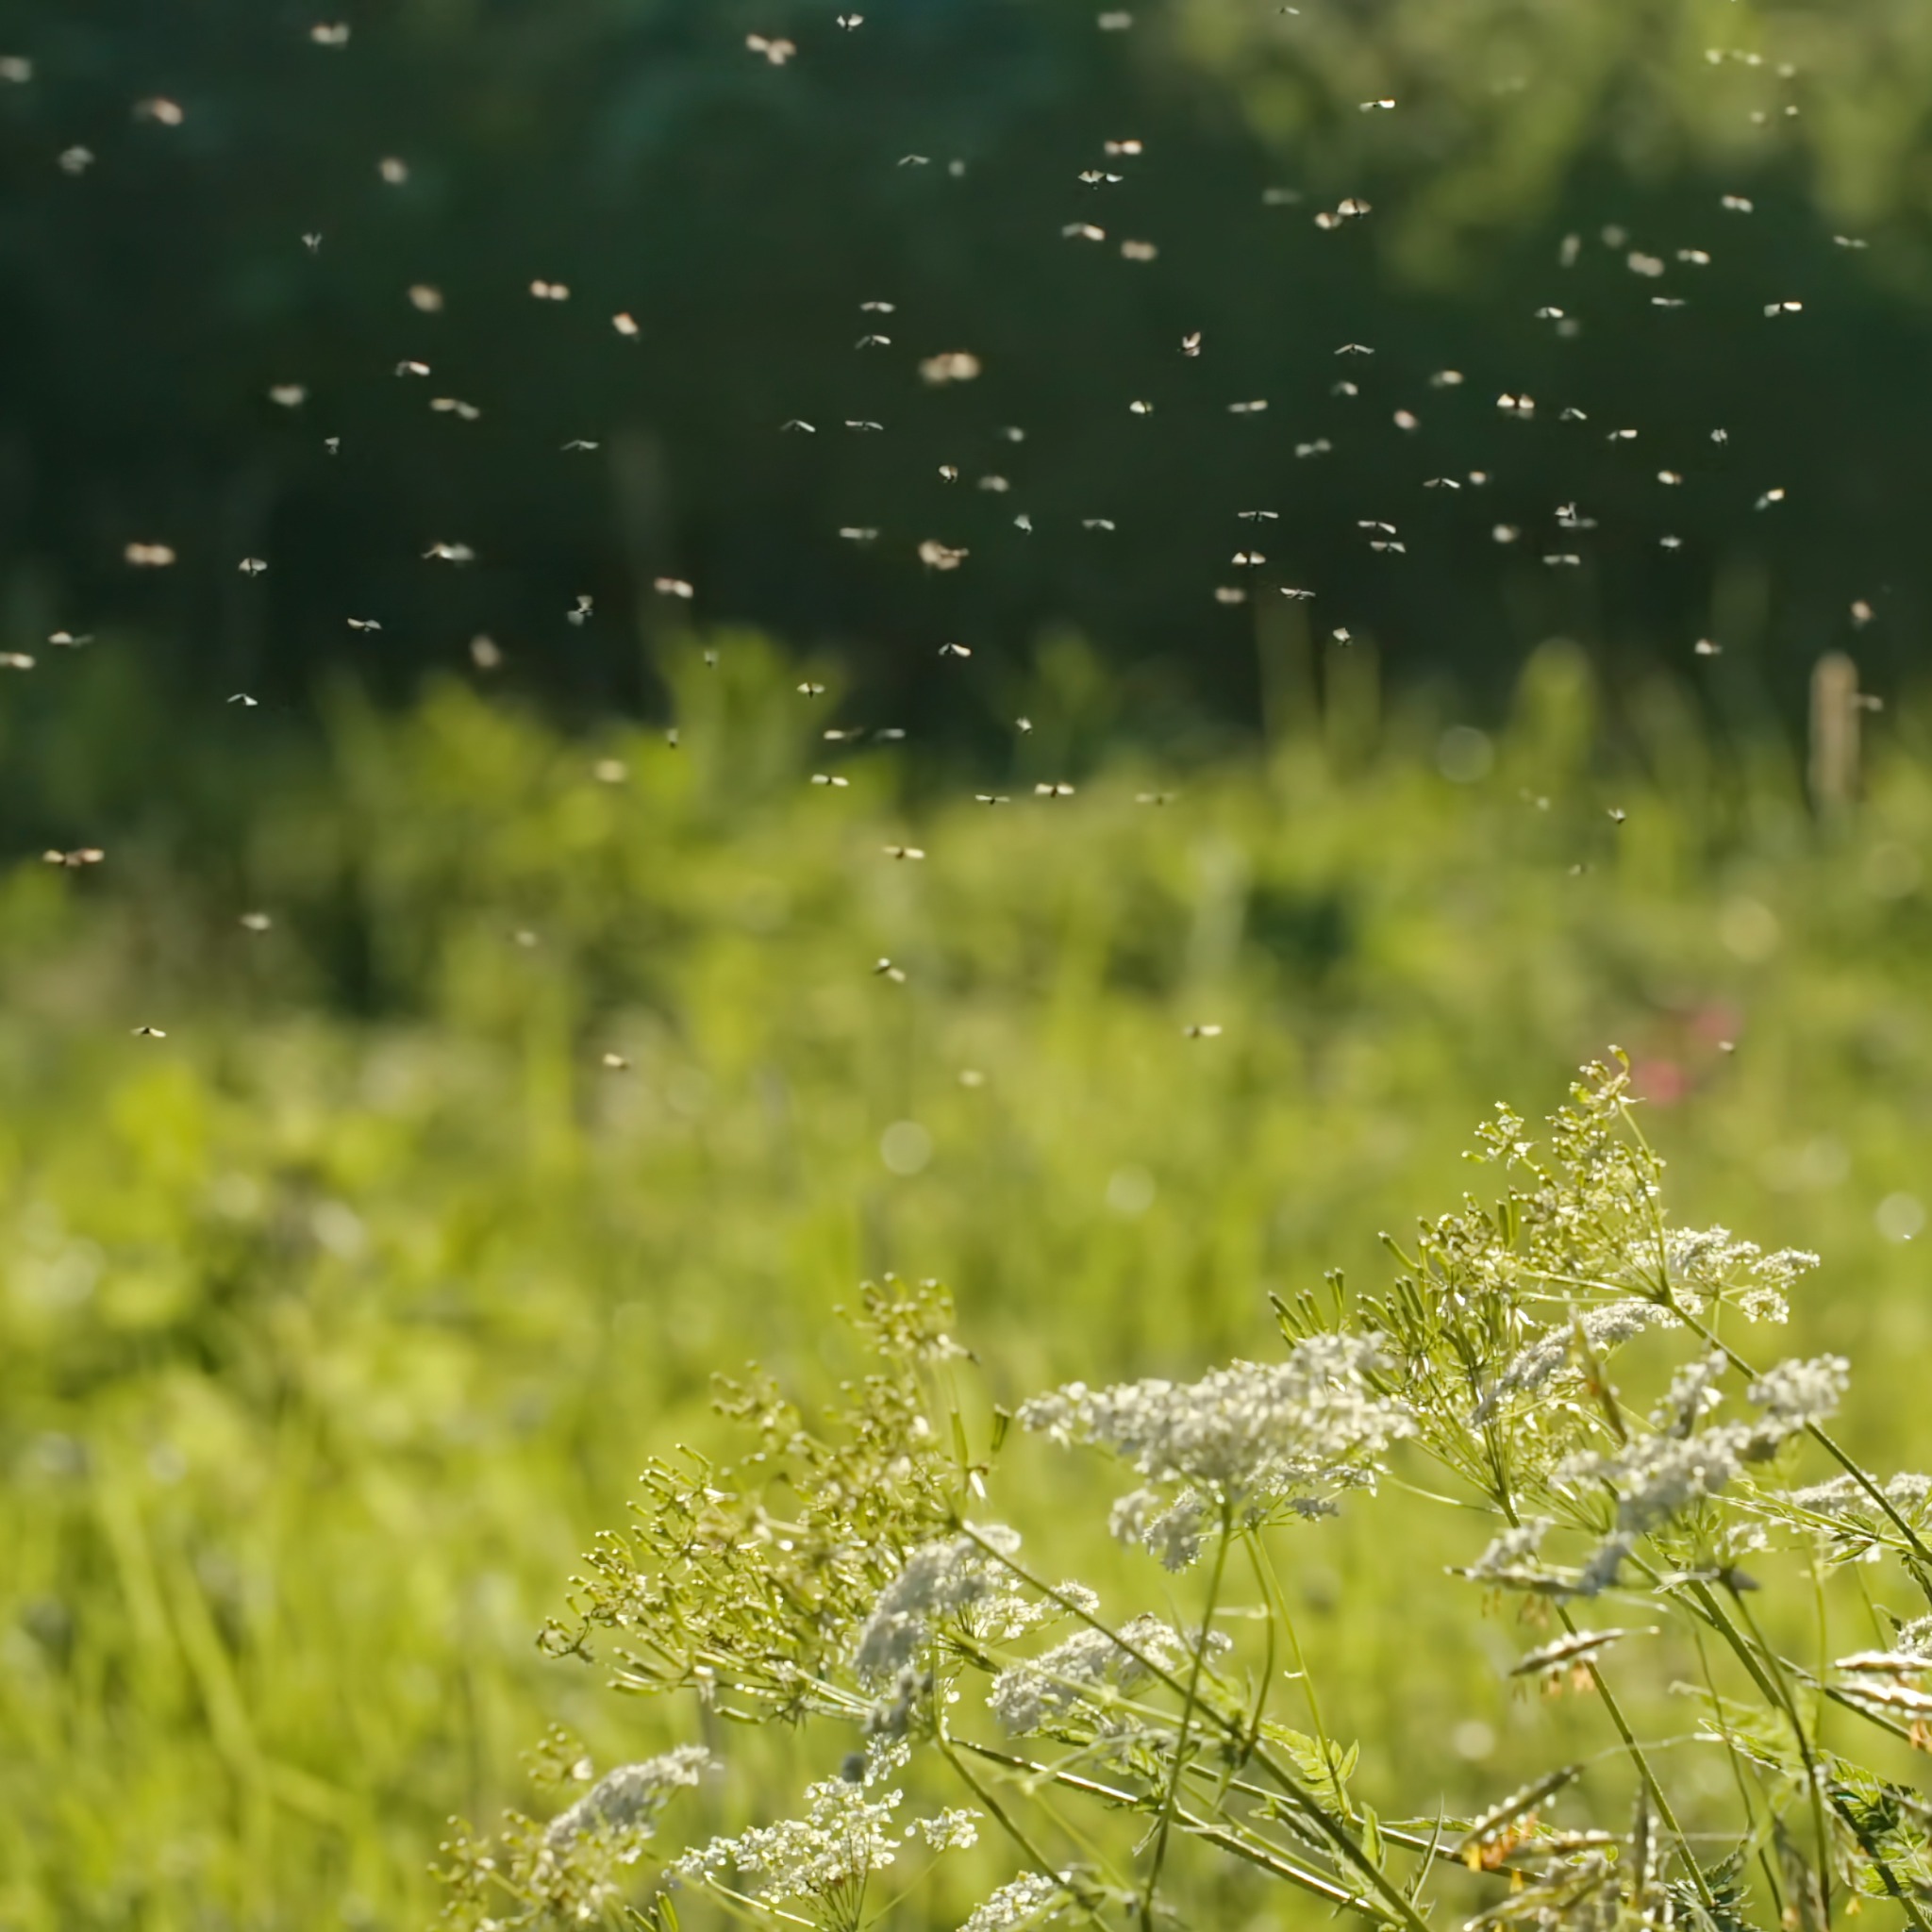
[1,0,1928,768]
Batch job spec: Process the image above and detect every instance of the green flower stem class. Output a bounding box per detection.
[697,1878,818,1929]
[935,1726,1115,1932]
[1685,1579,1834,1926]
[1247,1533,1342,1800]
[955,1741,1389,1921]
[1480,1474,1714,1912]
[958,1524,1436,1932]
[1688,1618,1788,1925]
[1556,1603,1716,1910]
[1138,1504,1234,1925]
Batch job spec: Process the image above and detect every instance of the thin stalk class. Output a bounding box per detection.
[955,1740,1387,1920]
[1239,1537,1281,1763]
[1818,1686,1917,1748]
[1191,1764,1547,1881]
[698,1879,818,1928]
[958,1524,1435,1932]
[1729,1586,1834,1924]
[1688,1617,1787,1924]
[1553,1601,1715,1908]
[1239,1742,1442,1932]
[934,1727,1112,1932]
[1691,1578,1834,1927]
[1483,1456,1713,1909]
[1247,1534,1337,1795]
[1139,1504,1234,1925]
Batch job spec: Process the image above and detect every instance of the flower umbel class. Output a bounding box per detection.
[852,1526,1023,1680]
[542,1746,712,1847]
[1020,1335,1413,1558]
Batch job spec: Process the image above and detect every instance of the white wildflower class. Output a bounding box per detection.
[863,1663,928,1742]
[1720,1517,1770,1561]
[1457,1517,1565,1591]
[1557,1357,1840,1592]
[543,1745,711,1845]
[1747,1355,1849,1429]
[861,1733,912,1783]
[1477,1303,1670,1420]
[989,1628,1122,1734]
[1020,1337,1412,1541]
[853,1526,1022,1680]
[1776,1470,1932,1533]
[1577,1531,1637,1598]
[1898,1614,1932,1659]
[965,1581,1097,1642]
[1109,1487,1211,1570]
[960,1870,1069,1932]
[1657,1352,1729,1433]
[676,1775,903,1904]
[1834,1647,1932,1678]
[911,1808,981,1851]
[988,1614,1217,1735]
[1509,1627,1638,1677]
[1559,1429,1745,1531]
[1662,1226,1816,1322]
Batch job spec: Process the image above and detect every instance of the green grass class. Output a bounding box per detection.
[5,637,1932,1929]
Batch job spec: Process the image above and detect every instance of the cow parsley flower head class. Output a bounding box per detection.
[1560,1426,1746,1536]
[960,1871,1070,1932]
[1783,1471,1932,1524]
[1476,1303,1672,1422]
[1556,1355,1846,1592]
[1109,1486,1212,1570]
[964,1580,1099,1643]
[542,1744,713,1846]
[675,1775,906,1906]
[910,1808,981,1852]
[1662,1226,1817,1323]
[1748,1354,1849,1429]
[987,1614,1212,1735]
[1456,1517,1580,1595]
[1657,1352,1730,1433]
[852,1526,1022,1681]
[1019,1336,1412,1557]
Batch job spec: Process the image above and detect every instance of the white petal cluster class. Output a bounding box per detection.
[1019,1336,1413,1526]
[1560,1429,1743,1541]
[988,1613,1211,1735]
[1657,1352,1728,1431]
[1458,1517,1558,1590]
[542,1745,712,1846]
[964,1580,1100,1642]
[910,1808,981,1851]
[853,1525,1022,1681]
[1557,1355,1846,1593]
[1747,1354,1849,1428]
[1662,1226,1818,1323]
[959,1870,1069,1932]
[675,1775,903,1903]
[1476,1303,1671,1421]
[1109,1487,1211,1570]
[1781,1470,1932,1522]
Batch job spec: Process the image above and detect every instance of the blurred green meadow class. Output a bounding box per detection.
[5,638,1932,1929]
